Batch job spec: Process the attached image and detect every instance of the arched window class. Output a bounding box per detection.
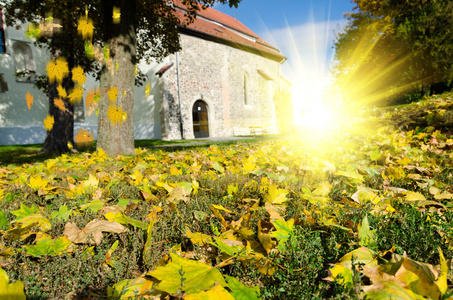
[12,42,35,82]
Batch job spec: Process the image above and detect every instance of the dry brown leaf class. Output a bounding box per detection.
[64,219,125,245]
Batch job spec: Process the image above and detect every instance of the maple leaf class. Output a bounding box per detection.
[108,86,118,101]
[23,236,72,256]
[184,284,234,300]
[68,85,84,105]
[264,184,288,204]
[86,88,100,116]
[107,105,126,125]
[53,98,65,112]
[112,6,121,24]
[43,115,55,131]
[74,128,94,144]
[64,219,125,245]
[225,275,261,300]
[46,57,69,83]
[0,266,26,300]
[57,85,67,98]
[147,252,228,294]
[25,92,33,110]
[72,66,86,85]
[77,16,94,40]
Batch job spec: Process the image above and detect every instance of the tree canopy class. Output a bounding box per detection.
[332,0,453,106]
[5,0,241,155]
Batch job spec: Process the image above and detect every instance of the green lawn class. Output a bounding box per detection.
[1,94,453,299]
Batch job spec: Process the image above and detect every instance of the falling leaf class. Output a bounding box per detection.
[25,92,33,110]
[74,128,94,144]
[68,85,84,105]
[108,87,118,101]
[147,252,228,294]
[57,85,67,98]
[46,57,69,83]
[112,7,121,24]
[0,266,26,300]
[72,66,86,85]
[43,115,55,131]
[54,98,65,112]
[77,16,94,40]
[64,219,125,245]
[145,82,151,97]
[107,105,126,125]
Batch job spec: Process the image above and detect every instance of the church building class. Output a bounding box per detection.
[0,2,291,145]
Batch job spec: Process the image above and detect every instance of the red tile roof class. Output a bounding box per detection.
[171,1,286,63]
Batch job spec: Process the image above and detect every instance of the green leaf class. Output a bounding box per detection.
[270,218,294,252]
[212,162,225,173]
[10,203,40,221]
[369,149,382,161]
[225,275,261,300]
[24,236,72,256]
[358,215,375,247]
[104,212,147,230]
[212,237,242,256]
[80,199,105,213]
[0,266,26,300]
[147,252,228,294]
[0,211,8,229]
[50,205,72,221]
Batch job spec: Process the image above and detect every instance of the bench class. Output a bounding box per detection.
[249,126,267,136]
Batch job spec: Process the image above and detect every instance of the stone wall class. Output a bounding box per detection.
[159,33,283,140]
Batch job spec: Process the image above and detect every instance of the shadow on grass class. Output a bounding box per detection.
[0,138,267,166]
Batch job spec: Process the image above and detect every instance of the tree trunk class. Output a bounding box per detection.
[97,0,136,156]
[40,78,75,154]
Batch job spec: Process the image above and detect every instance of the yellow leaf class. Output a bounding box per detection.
[264,184,288,204]
[184,284,234,300]
[112,6,121,24]
[53,98,65,112]
[108,86,118,101]
[74,128,94,144]
[46,57,69,83]
[43,115,54,131]
[25,92,33,110]
[83,174,99,190]
[68,85,84,105]
[257,220,277,254]
[0,266,26,300]
[57,84,67,98]
[77,16,94,40]
[28,176,48,190]
[145,82,151,97]
[107,105,125,125]
[72,66,86,85]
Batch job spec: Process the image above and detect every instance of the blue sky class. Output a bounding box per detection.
[213,0,356,123]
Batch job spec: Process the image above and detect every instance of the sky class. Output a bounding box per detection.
[213,0,356,124]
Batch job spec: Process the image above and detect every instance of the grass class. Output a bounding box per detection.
[2,93,453,298]
[0,137,268,166]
